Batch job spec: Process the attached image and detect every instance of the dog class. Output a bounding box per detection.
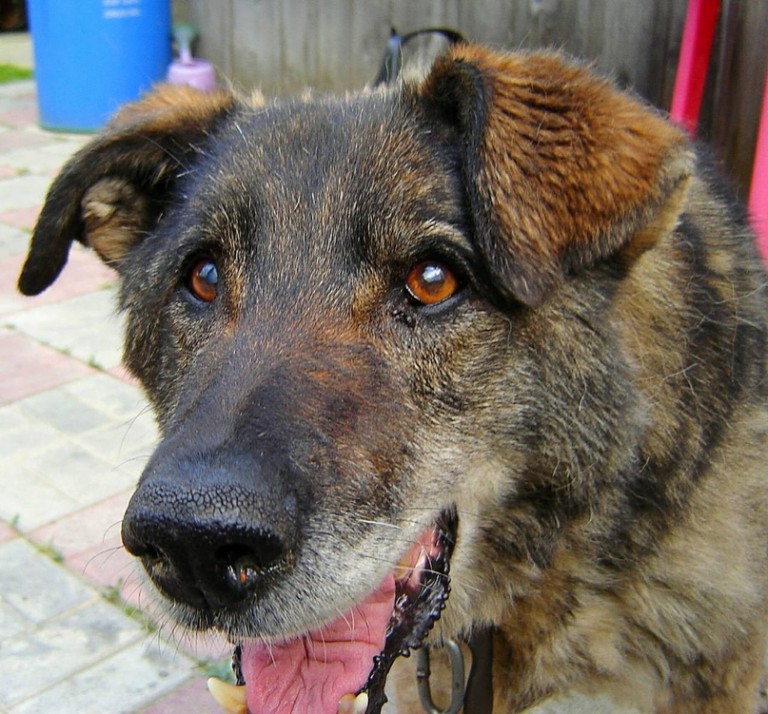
[18,43,768,713]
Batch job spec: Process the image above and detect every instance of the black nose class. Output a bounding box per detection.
[122,459,301,611]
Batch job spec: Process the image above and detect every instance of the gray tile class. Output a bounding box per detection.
[0,402,24,432]
[23,441,137,509]
[0,462,81,531]
[0,225,29,258]
[61,374,153,423]
[17,389,108,435]
[0,599,145,707]
[0,81,35,99]
[1,407,149,529]
[9,640,198,714]
[2,141,87,176]
[0,540,93,623]
[0,602,25,640]
[0,175,52,212]
[71,419,156,467]
[0,405,61,458]
[7,290,124,370]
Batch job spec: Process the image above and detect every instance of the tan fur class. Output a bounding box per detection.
[421,46,693,306]
[81,178,150,264]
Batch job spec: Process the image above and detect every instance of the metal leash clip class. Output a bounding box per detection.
[415,639,466,714]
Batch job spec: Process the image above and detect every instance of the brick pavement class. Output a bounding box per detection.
[0,80,227,713]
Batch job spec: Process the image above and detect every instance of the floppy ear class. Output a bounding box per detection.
[17,85,237,296]
[419,45,694,307]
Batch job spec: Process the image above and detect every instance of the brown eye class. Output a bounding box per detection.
[188,259,218,302]
[405,260,458,306]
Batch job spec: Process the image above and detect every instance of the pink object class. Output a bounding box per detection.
[670,0,720,136]
[749,70,768,266]
[167,58,217,93]
[240,577,394,714]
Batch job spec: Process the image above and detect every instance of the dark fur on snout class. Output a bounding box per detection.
[19,45,768,713]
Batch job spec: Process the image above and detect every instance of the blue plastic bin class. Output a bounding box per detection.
[28,0,171,132]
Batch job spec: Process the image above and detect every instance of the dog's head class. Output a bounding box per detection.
[19,45,691,713]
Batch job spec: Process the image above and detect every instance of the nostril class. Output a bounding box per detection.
[217,535,286,589]
[219,546,264,589]
[132,543,163,562]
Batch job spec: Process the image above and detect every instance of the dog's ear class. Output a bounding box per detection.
[18,85,237,296]
[418,45,693,307]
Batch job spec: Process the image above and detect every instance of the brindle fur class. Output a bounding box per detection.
[18,45,768,713]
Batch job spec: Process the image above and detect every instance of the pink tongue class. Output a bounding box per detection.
[240,576,395,714]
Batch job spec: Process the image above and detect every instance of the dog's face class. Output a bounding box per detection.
[19,46,692,713]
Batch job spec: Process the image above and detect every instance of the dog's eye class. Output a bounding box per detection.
[188,259,218,302]
[405,260,458,306]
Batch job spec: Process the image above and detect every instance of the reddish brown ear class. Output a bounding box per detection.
[419,45,693,307]
[18,85,237,296]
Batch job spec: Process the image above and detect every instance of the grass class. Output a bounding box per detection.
[202,658,236,682]
[102,579,158,632]
[0,63,32,83]
[36,540,64,563]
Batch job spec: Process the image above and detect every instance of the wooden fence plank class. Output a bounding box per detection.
[177,0,765,193]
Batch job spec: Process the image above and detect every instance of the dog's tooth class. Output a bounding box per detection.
[352,692,369,713]
[337,691,368,714]
[207,677,247,714]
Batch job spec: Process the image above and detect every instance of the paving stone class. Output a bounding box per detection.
[0,105,38,128]
[0,599,146,708]
[9,640,199,714]
[71,416,157,464]
[156,626,232,671]
[0,331,94,404]
[66,541,140,605]
[0,128,51,153]
[17,388,111,435]
[0,408,61,459]
[0,539,93,624]
[0,80,35,100]
[2,139,86,175]
[0,225,28,257]
[0,60,223,714]
[0,247,116,317]
[0,206,38,231]
[0,461,83,531]
[0,174,52,213]
[0,522,17,544]
[28,491,132,562]
[6,289,124,370]
[27,490,139,599]
[59,372,153,424]
[22,440,139,510]
[0,600,26,640]
[139,676,225,714]
[2,420,139,530]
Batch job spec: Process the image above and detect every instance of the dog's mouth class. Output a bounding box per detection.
[209,509,457,714]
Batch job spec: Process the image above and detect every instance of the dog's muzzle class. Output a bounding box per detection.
[121,445,302,614]
[121,438,467,713]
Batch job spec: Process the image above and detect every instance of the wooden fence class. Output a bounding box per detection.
[176,0,767,195]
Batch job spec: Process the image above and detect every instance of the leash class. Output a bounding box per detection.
[416,628,495,713]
